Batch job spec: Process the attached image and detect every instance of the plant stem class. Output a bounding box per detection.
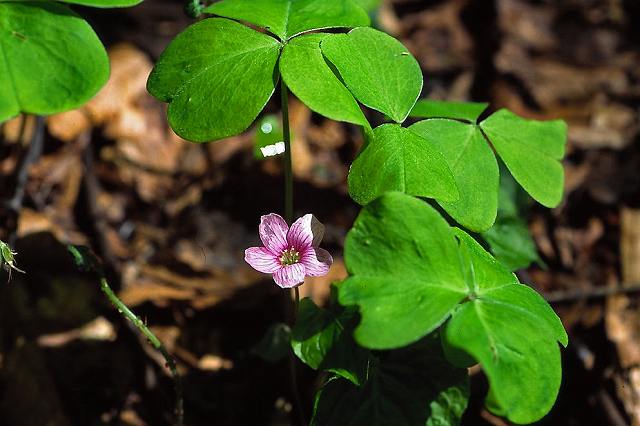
[100,276,184,426]
[67,246,184,426]
[281,82,293,224]
[98,276,184,426]
[294,286,300,317]
[280,79,306,425]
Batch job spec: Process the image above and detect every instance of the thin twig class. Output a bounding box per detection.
[596,390,628,426]
[544,283,640,303]
[5,115,45,245]
[67,245,184,426]
[97,274,184,426]
[81,134,119,271]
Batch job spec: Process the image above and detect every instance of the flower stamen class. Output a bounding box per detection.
[280,247,300,266]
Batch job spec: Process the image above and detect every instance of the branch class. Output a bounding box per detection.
[4,115,45,245]
[67,245,184,426]
[544,283,640,303]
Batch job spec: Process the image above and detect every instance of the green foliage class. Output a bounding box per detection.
[443,232,567,424]
[339,192,567,423]
[340,192,467,349]
[348,124,459,205]
[410,100,488,122]
[147,18,281,142]
[321,27,422,123]
[352,0,380,12]
[204,0,369,41]
[51,0,141,6]
[480,109,567,208]
[311,333,469,426]
[410,119,498,232]
[0,1,109,122]
[481,169,542,271]
[291,298,371,385]
[280,33,368,127]
[482,219,539,271]
[145,5,569,422]
[405,107,567,232]
[1,0,142,6]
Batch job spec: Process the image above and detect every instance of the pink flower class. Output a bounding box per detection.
[245,213,333,288]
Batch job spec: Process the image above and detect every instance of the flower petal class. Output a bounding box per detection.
[300,247,333,277]
[287,214,325,250]
[245,247,281,274]
[273,263,306,288]
[259,213,289,254]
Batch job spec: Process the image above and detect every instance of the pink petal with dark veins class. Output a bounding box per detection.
[273,263,306,288]
[245,247,281,274]
[259,213,289,254]
[300,247,333,276]
[288,214,325,250]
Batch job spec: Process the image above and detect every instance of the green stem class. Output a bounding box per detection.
[281,82,293,224]
[98,277,183,426]
[294,286,300,318]
[280,80,306,425]
[68,246,183,426]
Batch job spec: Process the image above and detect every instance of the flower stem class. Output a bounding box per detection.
[294,286,300,317]
[281,81,293,224]
[67,245,184,426]
[280,79,306,425]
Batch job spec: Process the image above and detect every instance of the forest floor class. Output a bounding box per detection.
[1,0,640,425]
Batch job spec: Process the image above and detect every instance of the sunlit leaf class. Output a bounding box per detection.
[55,0,142,7]
[410,119,498,231]
[340,192,467,349]
[409,100,488,123]
[322,27,422,123]
[280,33,368,127]
[480,109,567,208]
[147,18,281,142]
[204,0,369,41]
[348,124,458,206]
[0,1,109,122]
[340,192,567,423]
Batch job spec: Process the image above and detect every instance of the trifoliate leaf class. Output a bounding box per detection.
[204,0,369,41]
[340,192,567,423]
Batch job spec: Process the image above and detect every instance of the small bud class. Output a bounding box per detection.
[0,240,25,282]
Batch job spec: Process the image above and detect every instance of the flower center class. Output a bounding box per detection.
[279,247,300,266]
